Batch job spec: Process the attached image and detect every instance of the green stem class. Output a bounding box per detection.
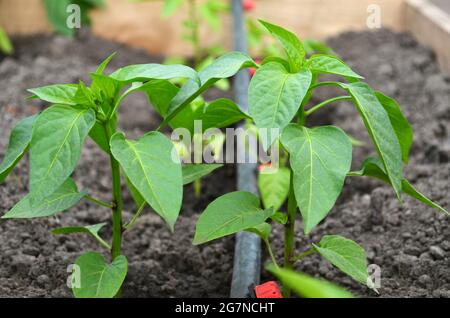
[283,174,297,298]
[308,81,342,91]
[264,239,279,269]
[104,123,123,262]
[123,203,146,232]
[85,195,113,209]
[291,249,316,264]
[305,96,352,116]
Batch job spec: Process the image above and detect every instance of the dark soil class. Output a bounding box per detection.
[0,29,449,298]
[0,31,235,298]
[263,30,450,298]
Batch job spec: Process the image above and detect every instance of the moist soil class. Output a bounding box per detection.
[0,29,449,298]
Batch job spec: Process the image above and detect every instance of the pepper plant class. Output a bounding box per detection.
[0,51,256,297]
[194,20,449,297]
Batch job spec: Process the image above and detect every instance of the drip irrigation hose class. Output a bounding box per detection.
[230,0,262,298]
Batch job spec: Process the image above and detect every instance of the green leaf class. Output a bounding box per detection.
[281,125,352,234]
[259,20,306,73]
[313,235,375,290]
[267,264,354,298]
[249,62,312,150]
[0,115,37,183]
[350,158,449,215]
[375,92,413,163]
[28,84,79,105]
[271,211,288,225]
[44,0,74,37]
[52,223,110,249]
[125,173,145,208]
[29,105,95,203]
[258,167,290,211]
[0,26,13,55]
[182,164,223,185]
[307,55,363,79]
[169,98,248,134]
[2,178,86,219]
[163,52,256,125]
[141,80,180,117]
[109,63,198,84]
[162,0,183,17]
[72,252,127,298]
[342,82,403,198]
[246,222,271,241]
[88,116,117,153]
[194,191,275,245]
[110,132,183,230]
[199,99,249,130]
[95,52,117,75]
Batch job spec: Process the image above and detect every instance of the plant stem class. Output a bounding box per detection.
[305,96,352,116]
[123,203,146,232]
[104,123,123,262]
[291,249,316,264]
[264,239,279,269]
[85,195,114,209]
[283,174,297,298]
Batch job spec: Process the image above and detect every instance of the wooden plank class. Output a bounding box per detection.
[406,0,450,72]
[1,0,407,56]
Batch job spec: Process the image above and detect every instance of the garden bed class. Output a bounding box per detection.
[0,28,449,298]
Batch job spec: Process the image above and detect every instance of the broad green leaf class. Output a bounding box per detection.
[0,115,37,183]
[249,62,312,150]
[169,98,249,134]
[125,174,145,208]
[0,26,13,55]
[261,56,290,71]
[110,132,183,230]
[28,84,79,105]
[109,63,198,84]
[342,82,403,198]
[29,105,95,203]
[307,55,363,79]
[281,125,352,234]
[194,191,275,245]
[95,52,116,75]
[141,80,180,117]
[349,158,449,215]
[200,99,249,130]
[73,252,127,298]
[52,223,110,249]
[162,0,183,17]
[163,52,256,125]
[182,164,223,185]
[375,92,413,163]
[258,167,290,211]
[313,235,375,290]
[246,222,272,241]
[259,20,306,73]
[267,264,353,298]
[2,178,86,219]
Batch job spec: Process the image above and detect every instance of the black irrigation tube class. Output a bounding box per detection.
[230,0,261,298]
